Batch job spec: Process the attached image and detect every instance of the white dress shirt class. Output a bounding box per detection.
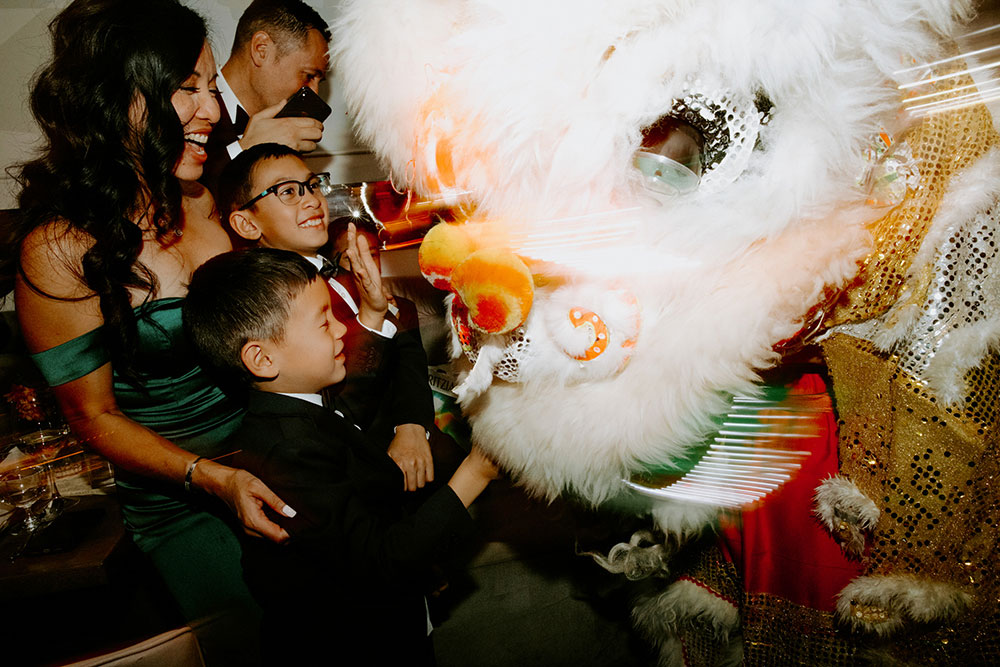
[215,70,247,160]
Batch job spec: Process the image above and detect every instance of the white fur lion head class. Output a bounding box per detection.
[333,0,973,528]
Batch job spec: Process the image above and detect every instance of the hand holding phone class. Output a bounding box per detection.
[274,86,332,122]
[240,88,329,153]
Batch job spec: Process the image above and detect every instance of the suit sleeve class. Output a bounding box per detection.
[247,429,475,585]
[385,298,435,429]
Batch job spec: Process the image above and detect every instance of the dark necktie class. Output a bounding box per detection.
[233,105,250,136]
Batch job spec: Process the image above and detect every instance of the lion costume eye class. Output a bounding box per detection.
[634,86,773,197]
[634,115,705,196]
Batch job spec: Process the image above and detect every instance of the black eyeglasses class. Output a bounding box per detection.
[239,172,333,210]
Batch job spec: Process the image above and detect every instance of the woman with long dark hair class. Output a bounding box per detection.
[11,0,290,637]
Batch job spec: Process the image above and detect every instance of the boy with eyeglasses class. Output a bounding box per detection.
[217,143,440,493]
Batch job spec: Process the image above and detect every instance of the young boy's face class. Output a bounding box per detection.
[232,155,330,255]
[263,277,347,393]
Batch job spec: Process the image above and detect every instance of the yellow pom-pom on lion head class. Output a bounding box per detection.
[419,221,535,334]
[418,222,478,290]
[451,248,533,334]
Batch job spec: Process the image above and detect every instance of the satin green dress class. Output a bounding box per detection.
[30,298,255,623]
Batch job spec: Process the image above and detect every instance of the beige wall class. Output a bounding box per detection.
[4,1,996,212]
[0,0,382,211]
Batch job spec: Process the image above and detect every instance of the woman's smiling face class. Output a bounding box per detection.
[171,42,220,182]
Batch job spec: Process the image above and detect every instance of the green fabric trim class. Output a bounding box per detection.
[29,327,109,386]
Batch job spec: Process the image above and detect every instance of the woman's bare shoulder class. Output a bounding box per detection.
[16,219,104,352]
[19,219,95,300]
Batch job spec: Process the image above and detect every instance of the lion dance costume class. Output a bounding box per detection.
[333,1,1000,663]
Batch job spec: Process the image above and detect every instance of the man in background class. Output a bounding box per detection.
[202,0,330,193]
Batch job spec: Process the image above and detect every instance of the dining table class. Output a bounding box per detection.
[0,439,183,665]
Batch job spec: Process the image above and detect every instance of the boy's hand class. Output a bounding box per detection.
[467,445,502,481]
[342,223,388,330]
[239,99,323,153]
[447,445,502,508]
[387,423,434,491]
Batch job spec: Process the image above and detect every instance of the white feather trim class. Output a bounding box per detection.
[836,575,972,637]
[924,318,1000,403]
[634,578,740,638]
[633,578,741,666]
[650,501,724,539]
[587,529,672,580]
[462,211,870,508]
[334,0,970,237]
[814,475,880,556]
[453,342,504,403]
[909,148,1000,270]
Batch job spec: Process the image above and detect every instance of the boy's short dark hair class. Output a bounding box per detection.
[183,248,319,384]
[231,0,330,58]
[217,142,303,224]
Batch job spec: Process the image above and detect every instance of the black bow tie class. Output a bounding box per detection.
[233,105,250,136]
[319,256,338,280]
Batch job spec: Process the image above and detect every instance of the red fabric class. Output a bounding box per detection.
[719,373,864,612]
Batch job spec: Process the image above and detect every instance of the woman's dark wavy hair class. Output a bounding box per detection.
[7,0,208,383]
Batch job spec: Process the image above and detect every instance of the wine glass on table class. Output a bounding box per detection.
[17,429,76,520]
[0,464,48,533]
[0,464,49,561]
[6,384,76,521]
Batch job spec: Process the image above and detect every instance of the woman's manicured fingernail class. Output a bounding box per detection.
[282,505,297,518]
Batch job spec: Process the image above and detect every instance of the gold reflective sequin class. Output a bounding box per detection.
[827,63,1000,328]
[815,59,1000,661]
[672,63,1000,664]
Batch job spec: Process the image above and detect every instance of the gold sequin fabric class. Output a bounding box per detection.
[820,335,1000,663]
[826,63,1000,328]
[831,200,1000,405]
[671,546,862,665]
[668,68,1000,664]
[810,61,1000,663]
[669,545,745,667]
[742,594,855,666]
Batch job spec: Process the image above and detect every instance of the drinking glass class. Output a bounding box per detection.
[6,384,75,519]
[0,465,47,532]
[17,428,75,519]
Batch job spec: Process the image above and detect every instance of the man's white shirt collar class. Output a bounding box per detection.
[215,70,246,159]
[215,70,241,126]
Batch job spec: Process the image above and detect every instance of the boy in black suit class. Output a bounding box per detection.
[183,248,500,664]
[217,143,442,495]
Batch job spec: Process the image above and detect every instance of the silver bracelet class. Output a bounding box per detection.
[184,456,205,493]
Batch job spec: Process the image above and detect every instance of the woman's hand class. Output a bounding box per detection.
[195,460,295,543]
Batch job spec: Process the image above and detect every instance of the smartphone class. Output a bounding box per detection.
[274,86,332,122]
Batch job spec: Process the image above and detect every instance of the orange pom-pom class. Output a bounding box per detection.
[451,249,533,334]
[418,222,477,290]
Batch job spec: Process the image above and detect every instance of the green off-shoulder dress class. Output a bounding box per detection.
[30,298,257,625]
